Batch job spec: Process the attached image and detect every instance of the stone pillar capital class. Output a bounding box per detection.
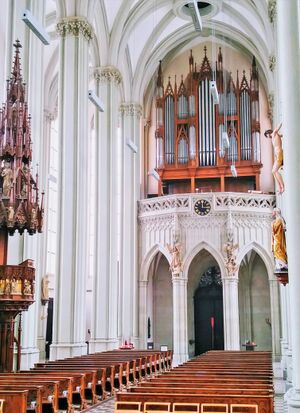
[172,274,187,284]
[44,109,56,122]
[94,66,122,85]
[56,16,93,40]
[119,103,143,118]
[222,274,239,282]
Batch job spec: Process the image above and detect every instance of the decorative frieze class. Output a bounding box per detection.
[56,16,93,40]
[119,103,143,118]
[94,66,122,85]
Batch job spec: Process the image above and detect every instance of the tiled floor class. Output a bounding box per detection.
[84,397,115,413]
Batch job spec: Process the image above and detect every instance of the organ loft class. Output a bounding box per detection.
[154,47,261,195]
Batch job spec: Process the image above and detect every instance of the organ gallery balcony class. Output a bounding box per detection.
[139,192,275,218]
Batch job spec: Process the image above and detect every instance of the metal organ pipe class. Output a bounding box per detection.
[205,79,209,166]
[156,137,164,168]
[189,95,195,116]
[240,91,252,160]
[198,79,216,166]
[178,95,188,119]
[189,125,196,160]
[165,95,175,164]
[178,138,188,164]
[219,123,225,158]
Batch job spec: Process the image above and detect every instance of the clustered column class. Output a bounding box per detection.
[50,16,92,360]
[119,103,142,345]
[277,0,300,409]
[89,66,122,352]
[172,274,188,365]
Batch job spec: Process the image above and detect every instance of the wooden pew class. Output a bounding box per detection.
[115,391,273,413]
[0,384,44,413]
[115,351,274,413]
[0,391,28,413]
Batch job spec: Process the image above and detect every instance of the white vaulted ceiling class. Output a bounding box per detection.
[44,0,275,102]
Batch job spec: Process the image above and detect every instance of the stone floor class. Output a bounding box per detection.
[83,397,115,413]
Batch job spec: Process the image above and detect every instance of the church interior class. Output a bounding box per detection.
[0,0,300,413]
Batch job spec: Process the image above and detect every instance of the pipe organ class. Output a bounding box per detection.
[155,47,261,194]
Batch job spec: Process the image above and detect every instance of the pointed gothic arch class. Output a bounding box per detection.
[237,242,274,280]
[140,244,171,282]
[183,241,226,278]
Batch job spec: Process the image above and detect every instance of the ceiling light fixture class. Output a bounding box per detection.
[21,9,50,45]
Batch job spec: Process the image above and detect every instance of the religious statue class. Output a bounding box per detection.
[7,206,14,223]
[1,161,13,197]
[11,278,18,294]
[223,240,239,276]
[41,274,50,303]
[271,208,288,270]
[167,238,182,276]
[4,279,11,295]
[31,207,37,225]
[20,165,29,197]
[23,279,32,295]
[264,122,284,193]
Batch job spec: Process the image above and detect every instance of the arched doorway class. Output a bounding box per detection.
[147,252,173,350]
[187,249,224,357]
[238,251,272,350]
[194,267,224,355]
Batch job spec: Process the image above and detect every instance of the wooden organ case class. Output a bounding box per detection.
[154,47,262,195]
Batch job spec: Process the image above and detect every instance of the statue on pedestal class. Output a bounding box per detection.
[271,208,288,270]
[1,161,13,197]
[224,241,239,276]
[167,236,182,276]
[41,274,50,304]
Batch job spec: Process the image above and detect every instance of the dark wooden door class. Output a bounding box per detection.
[194,280,224,355]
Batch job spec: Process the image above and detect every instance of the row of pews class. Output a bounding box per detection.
[115,350,274,413]
[0,349,172,413]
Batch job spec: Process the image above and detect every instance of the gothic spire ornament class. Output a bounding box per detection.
[0,40,44,235]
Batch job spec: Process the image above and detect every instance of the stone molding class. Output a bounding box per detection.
[56,16,93,40]
[119,103,143,118]
[94,66,122,85]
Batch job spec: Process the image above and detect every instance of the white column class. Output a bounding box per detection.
[277,0,300,408]
[223,275,240,350]
[280,284,289,373]
[269,279,281,359]
[138,280,148,348]
[36,110,54,361]
[172,276,188,366]
[89,66,122,353]
[119,103,143,346]
[286,285,293,386]
[50,17,92,360]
